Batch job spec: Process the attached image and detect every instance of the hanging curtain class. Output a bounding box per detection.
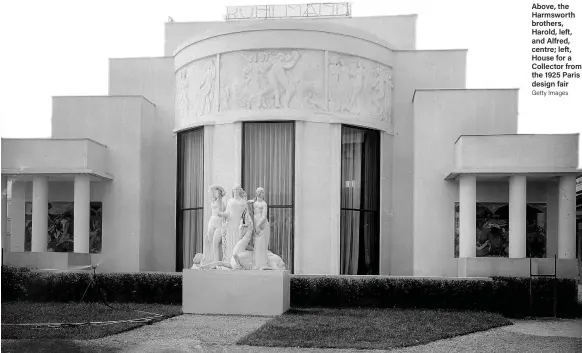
[243,122,294,272]
[178,128,204,270]
[340,126,380,275]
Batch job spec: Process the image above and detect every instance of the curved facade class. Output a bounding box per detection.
[173,25,394,133]
[173,23,395,274]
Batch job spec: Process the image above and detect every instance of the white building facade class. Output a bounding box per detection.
[1,9,580,277]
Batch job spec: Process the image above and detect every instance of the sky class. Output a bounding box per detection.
[0,0,580,165]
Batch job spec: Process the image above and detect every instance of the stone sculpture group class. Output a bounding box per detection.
[191,185,286,271]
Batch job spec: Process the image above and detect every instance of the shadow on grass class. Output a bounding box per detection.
[237,307,513,350]
[0,339,120,353]
[1,302,182,340]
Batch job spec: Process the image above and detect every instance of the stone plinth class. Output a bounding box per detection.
[182,269,290,316]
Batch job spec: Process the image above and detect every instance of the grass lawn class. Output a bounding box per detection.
[1,302,182,340]
[238,307,513,350]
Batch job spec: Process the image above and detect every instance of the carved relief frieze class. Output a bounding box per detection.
[175,56,218,123]
[328,53,393,122]
[176,50,394,129]
[219,50,325,112]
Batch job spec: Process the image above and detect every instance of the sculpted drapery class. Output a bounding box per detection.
[191,186,285,271]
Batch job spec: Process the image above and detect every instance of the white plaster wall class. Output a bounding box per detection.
[380,132,394,275]
[412,89,519,277]
[456,134,579,170]
[390,50,468,275]
[174,30,394,71]
[1,139,108,173]
[164,16,416,56]
[139,101,155,271]
[108,57,177,272]
[294,121,341,274]
[51,96,151,272]
[320,15,417,50]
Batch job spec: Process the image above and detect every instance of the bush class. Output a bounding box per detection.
[291,275,580,318]
[491,276,579,318]
[2,266,578,318]
[1,266,182,304]
[1,266,32,301]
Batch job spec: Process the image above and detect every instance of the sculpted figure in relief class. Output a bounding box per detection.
[328,53,393,120]
[337,58,351,112]
[386,73,394,122]
[239,52,263,109]
[348,61,365,115]
[226,50,323,111]
[176,69,189,119]
[329,55,355,113]
[328,55,341,111]
[257,51,301,109]
[199,60,216,115]
[370,66,394,122]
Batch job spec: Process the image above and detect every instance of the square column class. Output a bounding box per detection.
[509,176,527,258]
[31,176,48,252]
[74,175,91,253]
[558,175,576,259]
[1,176,7,254]
[10,181,26,252]
[459,175,476,258]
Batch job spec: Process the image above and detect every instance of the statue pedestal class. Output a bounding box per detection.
[182,269,290,316]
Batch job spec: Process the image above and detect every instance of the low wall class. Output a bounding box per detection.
[3,252,92,270]
[458,257,579,279]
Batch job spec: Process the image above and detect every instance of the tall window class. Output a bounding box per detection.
[242,122,295,272]
[340,126,380,275]
[176,128,204,271]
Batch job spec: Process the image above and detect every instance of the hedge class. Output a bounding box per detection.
[291,275,580,318]
[1,266,181,304]
[2,266,579,318]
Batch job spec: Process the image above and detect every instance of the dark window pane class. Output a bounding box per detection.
[177,128,204,271]
[340,126,380,275]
